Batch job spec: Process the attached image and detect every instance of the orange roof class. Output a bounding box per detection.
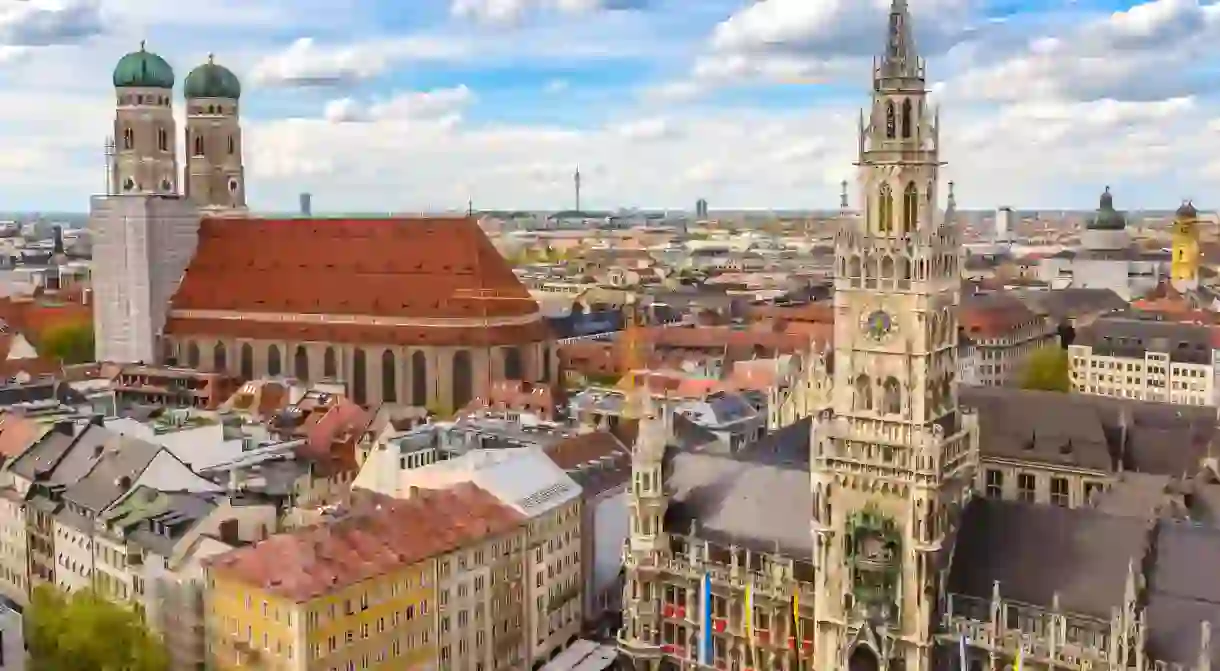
[544,431,628,471]
[960,295,1041,338]
[166,216,548,346]
[205,484,524,601]
[0,413,45,459]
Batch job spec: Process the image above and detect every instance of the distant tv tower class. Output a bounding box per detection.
[574,168,581,212]
[840,179,849,210]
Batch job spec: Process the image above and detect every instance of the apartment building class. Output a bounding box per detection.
[1068,315,1215,406]
[354,446,584,666]
[203,484,524,671]
[958,292,1059,387]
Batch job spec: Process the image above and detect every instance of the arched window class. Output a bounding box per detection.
[452,350,473,410]
[901,99,913,139]
[193,135,204,156]
[157,128,168,152]
[382,350,397,403]
[294,346,309,381]
[880,256,895,280]
[877,183,894,233]
[186,342,200,368]
[213,342,226,372]
[411,351,428,406]
[352,349,367,405]
[883,377,902,415]
[323,347,337,379]
[240,343,253,379]
[854,374,872,411]
[122,127,134,150]
[504,347,523,381]
[903,181,919,233]
[267,345,281,377]
[228,136,236,155]
[885,102,896,139]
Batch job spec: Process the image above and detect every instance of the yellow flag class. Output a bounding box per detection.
[792,592,800,650]
[1014,647,1022,671]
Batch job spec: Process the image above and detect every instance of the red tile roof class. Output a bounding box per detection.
[165,216,548,346]
[205,483,524,602]
[0,413,45,459]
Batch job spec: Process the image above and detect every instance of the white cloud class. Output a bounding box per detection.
[450,0,648,25]
[248,36,473,87]
[611,117,677,141]
[0,0,103,47]
[322,85,475,124]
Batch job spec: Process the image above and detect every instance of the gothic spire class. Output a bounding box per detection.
[881,0,921,80]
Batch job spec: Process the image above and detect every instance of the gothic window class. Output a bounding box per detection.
[898,256,912,281]
[213,342,226,372]
[294,345,309,381]
[228,135,236,155]
[186,342,200,369]
[885,102,896,139]
[880,255,895,280]
[877,183,894,233]
[503,347,523,381]
[411,351,428,406]
[240,343,253,379]
[849,255,862,277]
[323,346,337,378]
[452,350,473,410]
[121,127,133,150]
[903,182,918,233]
[267,345,281,377]
[353,348,367,405]
[382,350,397,403]
[193,135,204,157]
[901,99,913,139]
[157,128,168,152]
[853,374,872,412]
[882,377,901,415]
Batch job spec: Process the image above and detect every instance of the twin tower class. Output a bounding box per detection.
[109,42,246,211]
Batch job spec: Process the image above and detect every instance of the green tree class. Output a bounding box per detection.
[37,323,94,364]
[1019,346,1070,393]
[27,586,169,671]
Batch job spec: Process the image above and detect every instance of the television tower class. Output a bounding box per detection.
[574,168,581,212]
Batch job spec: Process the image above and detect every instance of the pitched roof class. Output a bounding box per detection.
[204,483,524,602]
[0,412,47,460]
[164,216,548,346]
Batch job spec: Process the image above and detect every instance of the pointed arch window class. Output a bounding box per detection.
[122,127,134,150]
[157,128,168,152]
[186,342,200,369]
[213,342,226,372]
[193,135,204,157]
[323,347,337,379]
[452,350,473,411]
[882,377,902,415]
[267,345,281,377]
[854,374,873,412]
[382,350,397,403]
[228,136,236,155]
[353,349,367,405]
[901,99,913,139]
[294,346,309,381]
[885,102,896,139]
[903,181,919,233]
[877,183,894,233]
[411,351,428,406]
[504,347,523,381]
[240,343,253,380]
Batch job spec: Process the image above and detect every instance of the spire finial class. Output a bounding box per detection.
[139,40,146,51]
[208,52,215,64]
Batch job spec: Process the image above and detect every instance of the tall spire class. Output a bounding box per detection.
[880,0,921,81]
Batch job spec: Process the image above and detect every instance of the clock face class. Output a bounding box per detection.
[864,310,894,340]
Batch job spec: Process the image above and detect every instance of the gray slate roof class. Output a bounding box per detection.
[61,434,161,513]
[1144,522,1220,666]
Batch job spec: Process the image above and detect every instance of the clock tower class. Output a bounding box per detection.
[810,1,979,670]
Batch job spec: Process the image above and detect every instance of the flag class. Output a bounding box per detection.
[698,573,712,666]
[744,585,754,641]
[1014,645,1023,671]
[959,635,968,670]
[791,592,800,650]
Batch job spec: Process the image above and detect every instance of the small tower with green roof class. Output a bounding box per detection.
[183,54,246,211]
[110,41,179,196]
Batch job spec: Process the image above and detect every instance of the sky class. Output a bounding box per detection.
[0,0,1217,212]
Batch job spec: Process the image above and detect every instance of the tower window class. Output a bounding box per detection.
[193,135,204,157]
[901,99,913,139]
[122,127,134,150]
[877,183,894,234]
[157,128,168,152]
[228,136,235,155]
[122,177,136,192]
[885,102,896,139]
[903,181,918,233]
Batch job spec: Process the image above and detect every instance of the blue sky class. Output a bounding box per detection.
[0,0,1218,211]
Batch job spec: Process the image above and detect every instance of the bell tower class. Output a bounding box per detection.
[811,1,979,670]
[110,42,178,196]
[183,54,246,211]
[1171,200,1200,291]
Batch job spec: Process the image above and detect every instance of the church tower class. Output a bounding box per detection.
[811,1,979,670]
[1171,200,1200,291]
[183,55,246,211]
[110,42,178,195]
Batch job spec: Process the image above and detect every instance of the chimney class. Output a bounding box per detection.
[407,485,420,499]
[299,193,313,217]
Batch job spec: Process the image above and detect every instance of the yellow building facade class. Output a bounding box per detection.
[1171,200,1200,290]
[204,484,525,671]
